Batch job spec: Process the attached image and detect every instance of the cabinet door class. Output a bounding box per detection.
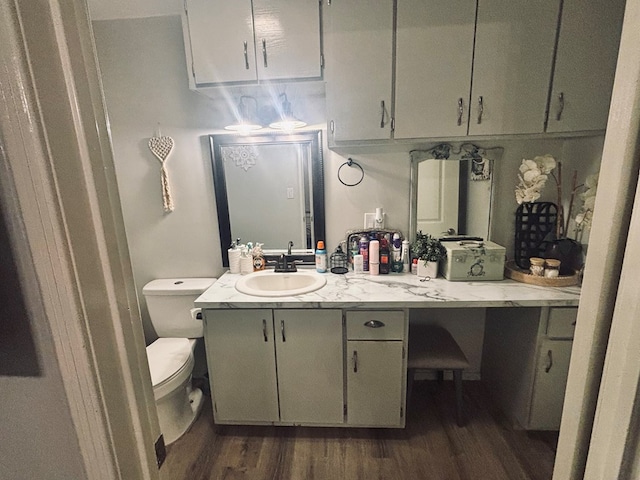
[394,0,476,139]
[347,341,404,427]
[204,310,279,423]
[253,0,322,81]
[185,0,257,85]
[325,0,394,142]
[546,0,625,133]
[274,310,344,424]
[528,339,572,430]
[469,0,560,135]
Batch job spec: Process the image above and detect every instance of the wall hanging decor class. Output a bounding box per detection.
[148,127,175,213]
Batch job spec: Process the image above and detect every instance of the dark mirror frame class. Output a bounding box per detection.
[210,130,325,267]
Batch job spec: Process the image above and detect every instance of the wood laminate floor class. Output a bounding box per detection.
[160,381,558,480]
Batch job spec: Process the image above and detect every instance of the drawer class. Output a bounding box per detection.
[346,311,405,340]
[546,307,577,339]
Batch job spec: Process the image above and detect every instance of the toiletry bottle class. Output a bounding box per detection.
[391,233,403,272]
[369,239,380,275]
[349,236,359,270]
[252,243,266,271]
[401,240,410,273]
[315,241,327,273]
[379,238,390,274]
[359,234,370,272]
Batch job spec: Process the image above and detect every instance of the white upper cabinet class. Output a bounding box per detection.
[324,0,394,142]
[546,0,625,133]
[394,0,477,139]
[469,0,560,135]
[184,0,321,86]
[252,0,322,81]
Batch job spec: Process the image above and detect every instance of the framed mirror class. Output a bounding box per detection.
[409,144,502,241]
[210,130,325,267]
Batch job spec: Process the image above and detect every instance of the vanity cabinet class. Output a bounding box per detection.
[345,311,407,427]
[325,0,622,143]
[204,307,408,427]
[467,0,560,136]
[183,0,322,86]
[204,309,343,425]
[393,0,476,139]
[203,309,279,423]
[545,0,625,133]
[482,306,577,430]
[324,0,394,142]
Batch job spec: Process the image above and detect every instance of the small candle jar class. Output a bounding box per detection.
[544,259,561,278]
[529,257,545,276]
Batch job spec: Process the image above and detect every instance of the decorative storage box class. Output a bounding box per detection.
[440,241,506,281]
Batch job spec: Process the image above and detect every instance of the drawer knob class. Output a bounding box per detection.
[364,320,385,328]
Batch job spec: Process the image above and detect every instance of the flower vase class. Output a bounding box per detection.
[545,238,583,276]
[417,260,438,278]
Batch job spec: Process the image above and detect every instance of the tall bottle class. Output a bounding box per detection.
[379,238,390,274]
[401,240,410,273]
[359,234,370,272]
[391,233,403,272]
[315,240,327,273]
[369,239,380,275]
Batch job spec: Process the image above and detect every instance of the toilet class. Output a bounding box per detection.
[142,277,216,445]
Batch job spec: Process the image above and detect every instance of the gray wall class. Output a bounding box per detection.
[0,209,85,479]
[93,16,603,353]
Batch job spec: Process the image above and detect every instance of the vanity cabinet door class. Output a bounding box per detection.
[545,0,625,133]
[185,0,257,85]
[184,0,321,86]
[347,340,404,427]
[324,0,394,142]
[468,0,560,135]
[528,339,572,430]
[204,309,279,423]
[253,0,322,81]
[394,0,476,139]
[274,310,344,424]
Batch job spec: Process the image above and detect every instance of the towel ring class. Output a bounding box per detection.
[338,158,364,187]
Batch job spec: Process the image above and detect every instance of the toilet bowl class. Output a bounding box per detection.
[146,338,204,445]
[142,277,216,445]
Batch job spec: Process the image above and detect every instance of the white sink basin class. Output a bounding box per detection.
[235,270,327,297]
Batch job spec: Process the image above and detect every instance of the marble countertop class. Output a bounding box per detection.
[195,270,581,309]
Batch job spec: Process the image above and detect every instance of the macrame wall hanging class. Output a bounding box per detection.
[148,126,175,212]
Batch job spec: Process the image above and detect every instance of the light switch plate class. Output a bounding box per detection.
[364,213,385,229]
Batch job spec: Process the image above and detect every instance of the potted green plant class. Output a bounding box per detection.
[411,231,447,278]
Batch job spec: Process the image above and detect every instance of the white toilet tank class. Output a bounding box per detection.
[143,278,216,338]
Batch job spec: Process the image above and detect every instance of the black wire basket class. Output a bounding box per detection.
[330,245,348,274]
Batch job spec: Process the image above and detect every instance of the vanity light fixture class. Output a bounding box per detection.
[225,95,262,133]
[269,93,307,132]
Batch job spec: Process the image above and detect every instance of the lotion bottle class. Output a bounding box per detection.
[315,240,327,273]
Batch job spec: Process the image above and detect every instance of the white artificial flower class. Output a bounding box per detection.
[515,156,556,204]
[535,154,557,174]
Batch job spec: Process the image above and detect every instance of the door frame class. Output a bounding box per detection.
[0,1,159,478]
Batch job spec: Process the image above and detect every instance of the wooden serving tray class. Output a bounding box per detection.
[504,260,580,287]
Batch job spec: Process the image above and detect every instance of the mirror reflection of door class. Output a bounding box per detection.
[416,159,460,237]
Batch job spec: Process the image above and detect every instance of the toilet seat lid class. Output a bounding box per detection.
[146,338,192,387]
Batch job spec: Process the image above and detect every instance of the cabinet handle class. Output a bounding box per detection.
[364,320,385,328]
[477,96,484,124]
[262,39,268,68]
[545,349,553,373]
[556,92,565,121]
[380,100,385,128]
[353,350,358,373]
[262,319,268,342]
[457,98,464,126]
[281,319,286,342]
[243,41,249,70]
